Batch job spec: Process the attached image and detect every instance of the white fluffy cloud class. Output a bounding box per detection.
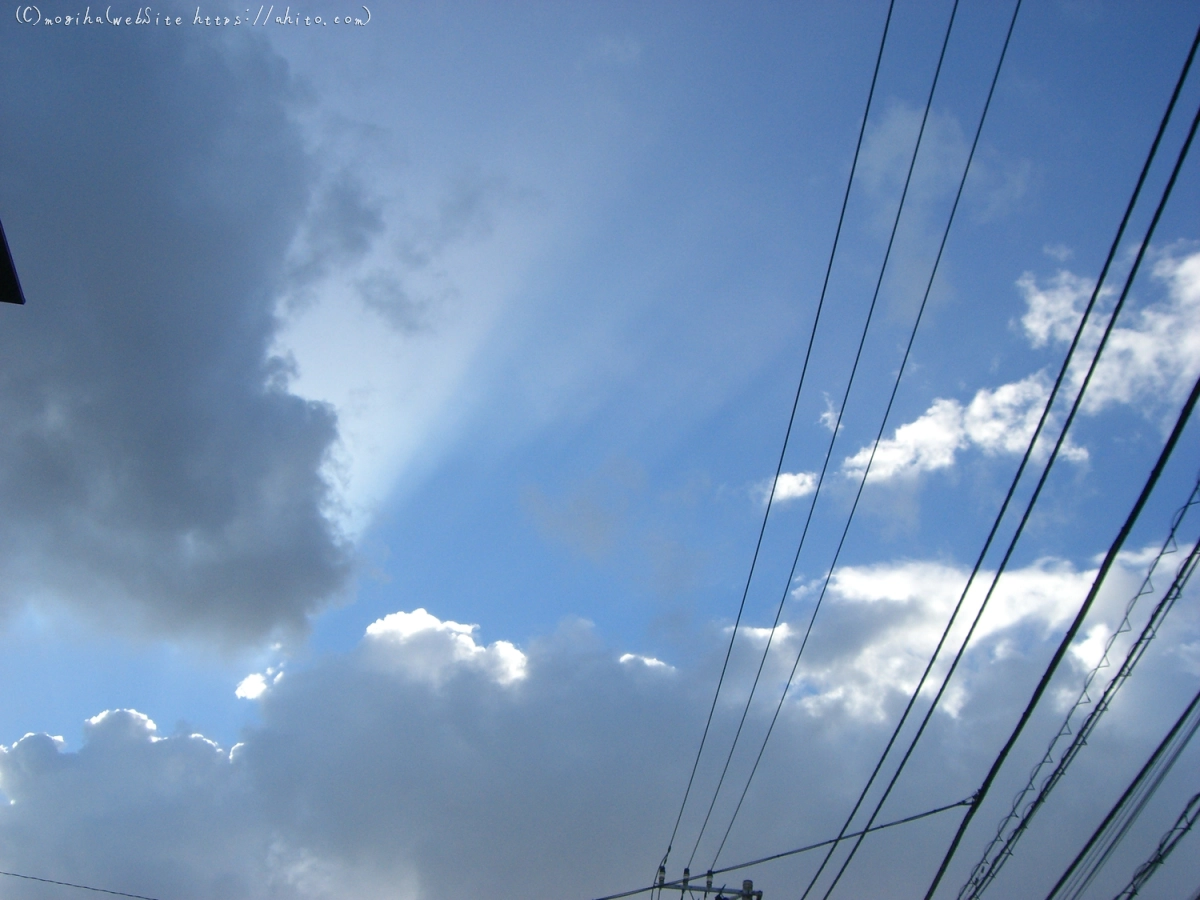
[363,608,527,685]
[794,556,1090,719]
[737,546,1177,723]
[1020,249,1200,414]
[841,375,1084,482]
[236,668,285,701]
[841,249,1200,483]
[770,471,819,502]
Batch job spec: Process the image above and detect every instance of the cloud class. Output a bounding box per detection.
[236,668,285,701]
[758,546,1172,722]
[1020,249,1200,414]
[819,393,841,433]
[841,375,1085,483]
[769,471,818,503]
[837,249,1200,485]
[859,103,968,218]
[619,652,673,670]
[857,103,1031,319]
[2,577,1197,900]
[860,101,1031,224]
[272,164,536,536]
[1019,269,1106,348]
[0,32,351,643]
[0,621,702,900]
[363,608,527,685]
[842,397,965,482]
[236,674,271,701]
[1043,243,1074,263]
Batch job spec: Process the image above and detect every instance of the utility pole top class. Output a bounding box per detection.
[655,870,762,900]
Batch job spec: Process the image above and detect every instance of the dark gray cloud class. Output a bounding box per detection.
[0,30,351,642]
[286,172,386,286]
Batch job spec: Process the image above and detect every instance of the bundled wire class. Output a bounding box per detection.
[921,85,1200,900]
[1111,791,1200,900]
[959,471,1200,899]
[1043,686,1200,900]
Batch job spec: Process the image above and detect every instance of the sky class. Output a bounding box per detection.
[2,2,1200,899]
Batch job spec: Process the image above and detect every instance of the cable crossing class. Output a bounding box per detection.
[784,25,1200,897]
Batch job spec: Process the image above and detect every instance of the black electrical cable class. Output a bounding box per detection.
[805,29,1200,897]
[921,94,1200,900]
[1056,611,1200,900]
[655,0,898,876]
[1043,686,1200,900]
[683,0,963,870]
[960,473,1200,900]
[709,0,1024,875]
[1111,791,1200,900]
[0,870,162,900]
[953,16,1200,886]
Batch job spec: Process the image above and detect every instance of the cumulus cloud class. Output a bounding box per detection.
[0,32,351,642]
[363,608,527,685]
[2,577,1197,900]
[1020,249,1200,414]
[0,623,703,900]
[236,668,285,701]
[839,250,1200,484]
[236,674,271,701]
[842,375,1086,482]
[619,652,673,670]
[769,471,819,503]
[0,710,272,900]
[760,547,1171,721]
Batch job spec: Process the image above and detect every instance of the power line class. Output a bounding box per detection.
[789,23,1200,896]
[684,0,965,870]
[959,471,1200,900]
[0,869,161,900]
[592,797,972,900]
[950,20,1200,885]
[921,90,1200,900]
[1043,684,1200,900]
[710,0,1024,875]
[1111,790,1200,900]
[656,0,899,875]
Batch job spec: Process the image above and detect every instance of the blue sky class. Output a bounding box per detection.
[2,3,1200,899]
